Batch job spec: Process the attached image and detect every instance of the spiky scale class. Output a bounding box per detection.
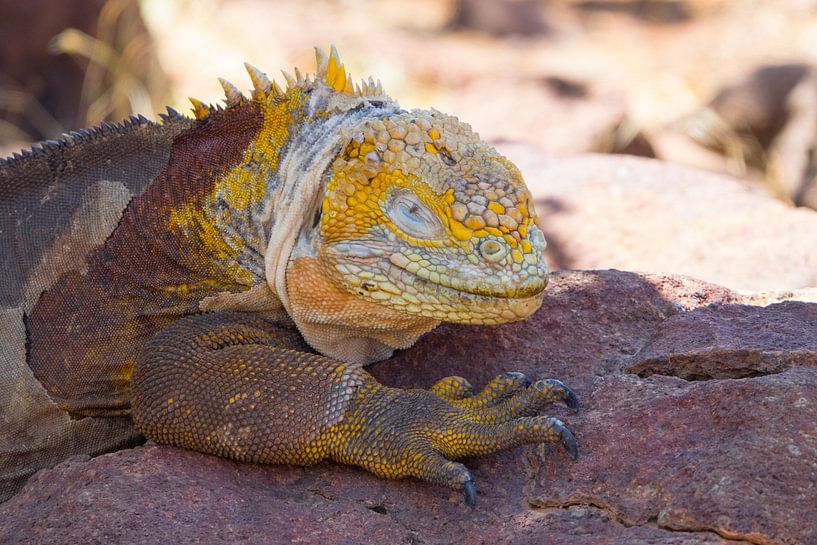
[314,46,329,76]
[218,78,245,107]
[244,62,272,99]
[325,57,339,89]
[324,45,348,93]
[188,97,211,120]
[281,70,296,88]
[328,45,343,69]
[160,106,184,123]
[271,79,284,97]
[125,114,146,125]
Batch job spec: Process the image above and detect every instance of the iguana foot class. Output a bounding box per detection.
[331,374,579,507]
[430,375,476,400]
[433,372,578,420]
[132,313,578,508]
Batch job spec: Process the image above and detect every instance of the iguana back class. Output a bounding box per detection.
[0,113,193,501]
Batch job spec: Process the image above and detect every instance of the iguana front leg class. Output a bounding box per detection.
[131,312,578,506]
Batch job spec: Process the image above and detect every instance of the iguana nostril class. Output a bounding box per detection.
[528,226,547,250]
[479,239,507,262]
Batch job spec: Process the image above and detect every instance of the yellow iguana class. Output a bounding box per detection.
[0,47,577,507]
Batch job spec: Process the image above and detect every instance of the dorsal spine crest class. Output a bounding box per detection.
[189,46,389,121]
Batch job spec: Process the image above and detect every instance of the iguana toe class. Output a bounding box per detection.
[557,420,579,460]
[430,375,476,401]
[332,378,578,506]
[453,376,579,424]
[503,371,533,388]
[528,378,580,412]
[542,379,580,411]
[470,371,533,407]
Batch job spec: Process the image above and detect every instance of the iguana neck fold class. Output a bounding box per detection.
[195,75,418,362]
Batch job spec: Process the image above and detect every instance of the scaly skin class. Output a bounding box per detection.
[132,312,577,507]
[10,46,578,506]
[319,109,548,323]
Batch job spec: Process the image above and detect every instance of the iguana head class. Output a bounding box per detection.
[319,109,548,326]
[200,47,549,361]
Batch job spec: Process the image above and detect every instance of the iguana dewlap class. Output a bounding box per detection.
[0,47,577,506]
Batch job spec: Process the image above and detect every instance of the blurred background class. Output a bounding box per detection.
[2,0,817,209]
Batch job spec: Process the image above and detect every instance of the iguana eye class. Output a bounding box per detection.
[386,191,445,240]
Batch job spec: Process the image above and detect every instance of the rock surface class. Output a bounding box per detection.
[499,149,817,292]
[2,269,816,545]
[629,301,817,380]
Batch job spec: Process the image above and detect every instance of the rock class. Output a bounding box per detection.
[499,150,817,292]
[706,64,812,152]
[0,446,416,545]
[502,507,744,545]
[629,301,817,380]
[660,63,817,210]
[446,80,627,156]
[528,369,817,545]
[449,0,550,36]
[571,0,692,24]
[2,270,815,545]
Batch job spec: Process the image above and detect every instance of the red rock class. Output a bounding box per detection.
[629,300,817,380]
[499,150,817,292]
[3,271,812,544]
[528,369,817,545]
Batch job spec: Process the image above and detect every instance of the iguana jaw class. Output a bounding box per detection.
[381,257,548,324]
[321,238,548,325]
[385,247,548,300]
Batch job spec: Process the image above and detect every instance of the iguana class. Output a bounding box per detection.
[0,46,577,507]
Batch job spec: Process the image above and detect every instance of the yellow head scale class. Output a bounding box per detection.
[318,107,548,326]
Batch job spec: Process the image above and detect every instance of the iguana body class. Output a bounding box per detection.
[0,47,576,506]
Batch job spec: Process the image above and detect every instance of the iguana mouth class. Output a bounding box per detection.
[387,252,549,300]
[380,257,547,324]
[321,241,548,323]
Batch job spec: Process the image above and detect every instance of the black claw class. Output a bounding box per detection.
[505,371,531,387]
[544,379,580,411]
[559,426,579,460]
[463,479,477,508]
[563,386,580,412]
